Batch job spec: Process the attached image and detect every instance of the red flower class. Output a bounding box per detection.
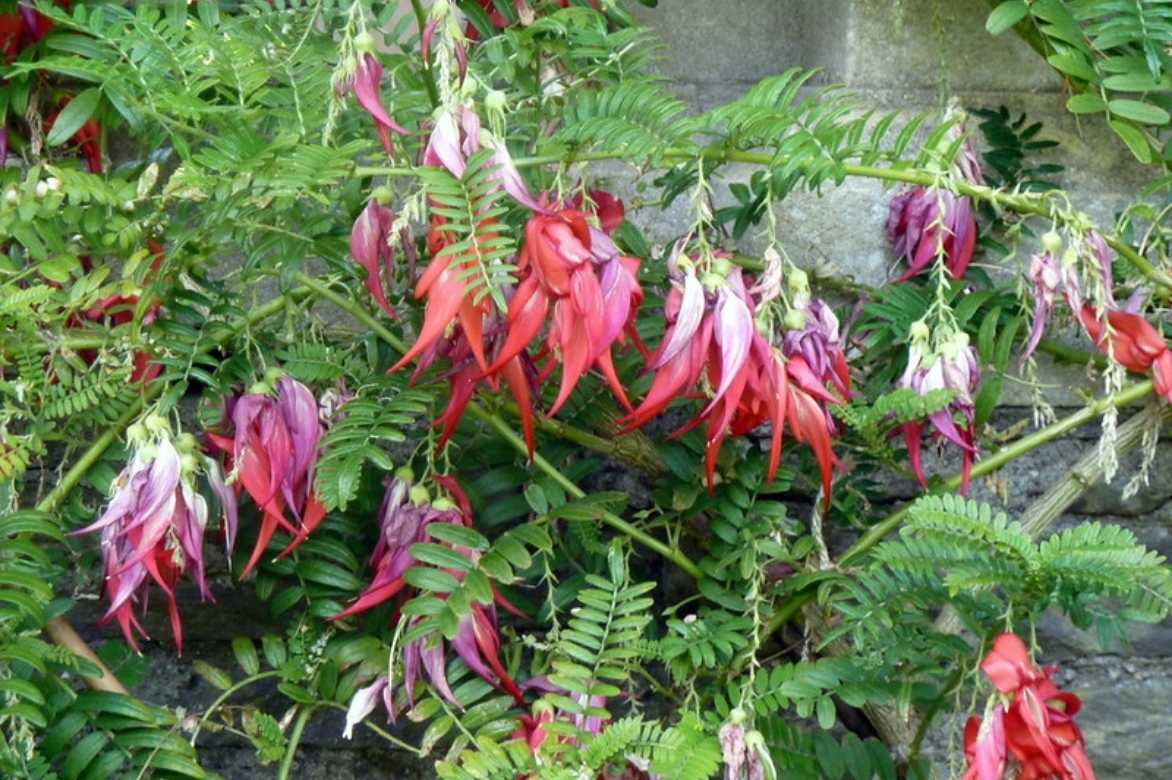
[966,634,1097,780]
[1078,305,1172,402]
[350,197,398,318]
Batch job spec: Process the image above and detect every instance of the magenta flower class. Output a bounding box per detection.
[350,198,398,318]
[71,428,227,653]
[352,52,409,158]
[343,676,395,739]
[206,375,327,577]
[899,329,980,492]
[782,298,852,400]
[1022,250,1061,365]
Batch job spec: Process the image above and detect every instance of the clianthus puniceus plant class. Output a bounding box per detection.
[1,2,1170,779]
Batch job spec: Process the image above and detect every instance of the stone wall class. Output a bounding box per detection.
[69,2,1170,777]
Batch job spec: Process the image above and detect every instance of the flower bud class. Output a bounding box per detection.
[121,200,135,213]
[1041,230,1062,255]
[139,443,158,461]
[263,366,285,383]
[35,181,48,199]
[711,257,734,277]
[431,0,450,19]
[783,308,807,331]
[126,423,148,443]
[180,453,199,474]
[248,381,272,396]
[910,320,930,342]
[371,185,394,206]
[431,497,456,512]
[144,413,171,435]
[728,706,748,725]
[46,177,61,192]
[787,267,809,294]
[176,433,199,452]
[353,31,374,53]
[394,465,415,484]
[409,484,431,506]
[484,89,506,113]
[1061,247,1079,269]
[4,189,19,205]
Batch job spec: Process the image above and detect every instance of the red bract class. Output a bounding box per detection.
[965,633,1097,780]
[206,376,326,577]
[1079,305,1172,402]
[71,434,228,653]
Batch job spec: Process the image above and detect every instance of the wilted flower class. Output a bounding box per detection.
[966,633,1096,780]
[899,326,980,493]
[205,375,326,577]
[71,418,231,653]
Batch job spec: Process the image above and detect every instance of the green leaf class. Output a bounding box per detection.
[403,566,460,593]
[1047,52,1096,81]
[1109,120,1153,163]
[1066,94,1107,114]
[986,1,1028,35]
[46,88,101,147]
[232,637,260,676]
[1108,100,1170,126]
[409,543,475,573]
[193,660,232,691]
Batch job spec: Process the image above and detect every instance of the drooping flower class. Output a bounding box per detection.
[887,108,983,282]
[965,633,1096,780]
[487,207,644,416]
[622,260,845,500]
[205,375,327,577]
[898,325,980,492]
[71,420,230,653]
[1078,305,1172,403]
[349,50,410,158]
[964,705,1008,780]
[350,196,398,318]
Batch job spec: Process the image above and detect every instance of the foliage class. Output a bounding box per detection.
[0,1,1169,779]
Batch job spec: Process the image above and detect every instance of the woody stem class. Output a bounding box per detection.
[290,272,701,579]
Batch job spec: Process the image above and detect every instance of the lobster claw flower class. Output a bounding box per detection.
[350,198,398,318]
[783,298,852,400]
[972,633,1097,780]
[343,677,395,739]
[71,428,227,654]
[353,52,409,157]
[1079,305,1172,403]
[451,604,526,706]
[888,187,977,281]
[963,706,1008,780]
[1022,251,1061,365]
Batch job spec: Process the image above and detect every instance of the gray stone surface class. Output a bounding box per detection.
[65,2,1171,778]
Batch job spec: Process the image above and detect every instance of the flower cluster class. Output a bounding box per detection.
[341,472,525,738]
[965,633,1095,780]
[71,418,234,653]
[886,108,983,281]
[205,374,326,578]
[899,322,980,492]
[623,260,846,500]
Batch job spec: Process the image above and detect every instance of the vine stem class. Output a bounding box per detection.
[38,288,311,693]
[276,705,315,780]
[760,377,1156,640]
[357,147,1171,292]
[188,670,282,747]
[290,272,704,580]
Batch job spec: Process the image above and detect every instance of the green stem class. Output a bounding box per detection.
[291,272,701,579]
[189,671,282,747]
[357,147,1171,292]
[409,0,440,108]
[276,705,315,780]
[760,377,1156,642]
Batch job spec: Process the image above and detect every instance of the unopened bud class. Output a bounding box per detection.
[430,0,450,18]
[35,181,48,199]
[263,366,285,383]
[248,381,272,396]
[126,423,148,443]
[121,200,135,213]
[484,89,506,113]
[144,413,171,434]
[371,185,393,206]
[4,189,19,205]
[139,443,158,461]
[180,453,199,474]
[787,267,809,294]
[783,308,806,331]
[711,257,733,277]
[909,320,930,342]
[1041,230,1062,255]
[1061,247,1079,268]
[728,707,748,725]
[394,466,415,484]
[353,31,374,53]
[409,485,431,506]
[432,497,456,512]
[176,433,199,452]
[46,177,61,192]
[744,729,765,750]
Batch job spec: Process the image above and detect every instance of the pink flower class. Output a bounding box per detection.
[350,198,398,318]
[783,299,852,399]
[351,53,409,158]
[964,706,1008,780]
[71,430,227,654]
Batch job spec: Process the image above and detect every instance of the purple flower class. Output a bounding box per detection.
[783,299,851,399]
[423,104,541,210]
[888,188,977,282]
[1022,251,1061,365]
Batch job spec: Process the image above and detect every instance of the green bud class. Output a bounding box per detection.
[249,381,272,396]
[139,443,158,461]
[394,465,415,484]
[910,320,930,342]
[484,89,506,113]
[263,366,285,383]
[371,186,394,206]
[409,485,431,506]
[180,453,199,474]
[144,414,170,434]
[126,423,147,443]
[1061,247,1079,268]
[787,267,809,293]
[783,308,807,331]
[431,497,456,512]
[711,257,733,276]
[176,433,199,452]
[744,730,766,750]
[728,707,748,725]
[353,31,374,53]
[1041,230,1063,255]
